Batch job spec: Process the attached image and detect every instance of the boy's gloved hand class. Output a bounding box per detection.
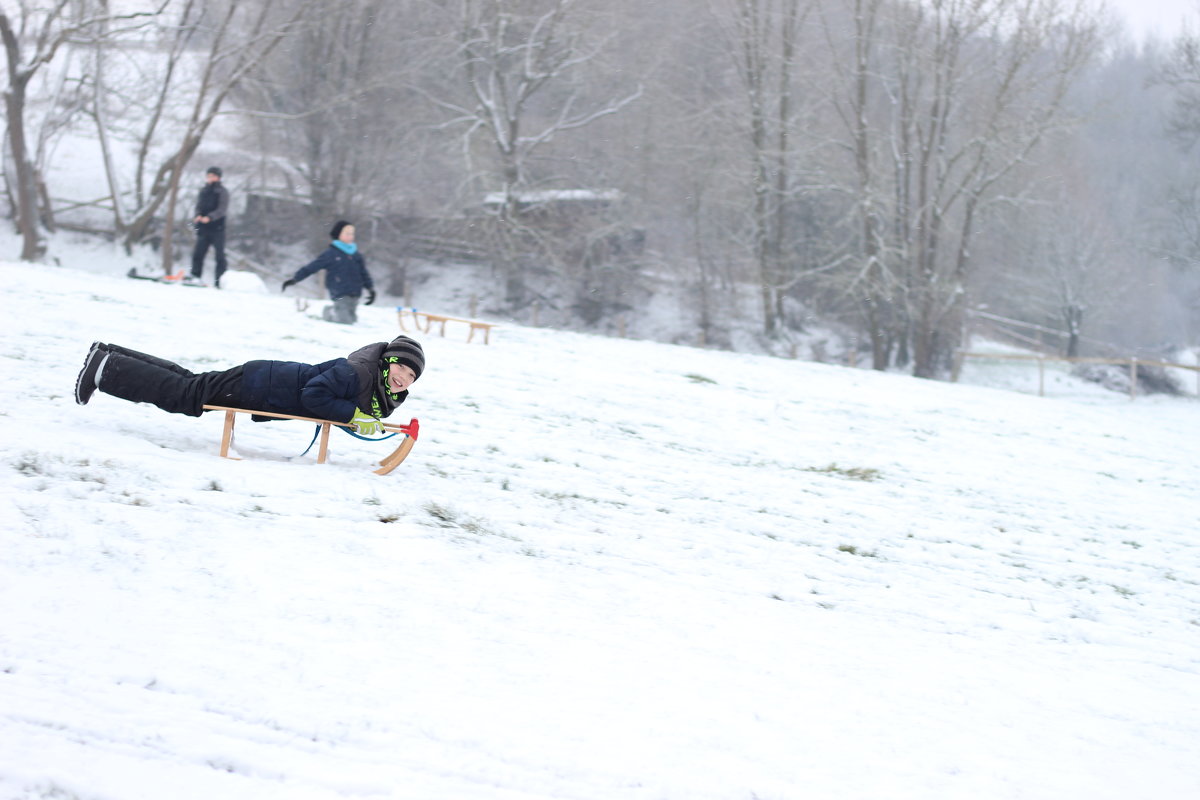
[281,279,296,292]
[350,408,383,435]
[364,288,376,305]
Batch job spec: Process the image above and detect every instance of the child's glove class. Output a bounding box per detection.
[281,279,296,292]
[350,408,383,435]
[364,288,376,306]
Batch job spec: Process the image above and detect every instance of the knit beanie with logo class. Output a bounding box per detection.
[382,336,424,381]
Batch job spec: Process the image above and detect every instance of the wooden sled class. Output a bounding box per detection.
[396,307,496,344]
[201,405,420,475]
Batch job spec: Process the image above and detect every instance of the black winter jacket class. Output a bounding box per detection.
[194,182,229,231]
[241,358,362,423]
[239,347,407,424]
[290,245,373,299]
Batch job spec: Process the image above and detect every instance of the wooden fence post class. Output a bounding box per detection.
[1037,356,1045,397]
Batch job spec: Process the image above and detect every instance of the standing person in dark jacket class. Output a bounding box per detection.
[190,167,230,287]
[282,220,375,324]
[73,336,425,434]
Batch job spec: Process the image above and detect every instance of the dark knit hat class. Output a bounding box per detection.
[330,219,353,240]
[383,335,425,380]
[206,166,222,178]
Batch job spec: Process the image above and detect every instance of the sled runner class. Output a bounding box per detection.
[201,405,419,475]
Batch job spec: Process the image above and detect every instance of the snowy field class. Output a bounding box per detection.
[1,239,1198,799]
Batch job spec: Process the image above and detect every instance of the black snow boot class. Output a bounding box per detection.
[75,342,109,405]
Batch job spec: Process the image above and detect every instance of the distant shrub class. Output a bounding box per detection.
[1071,363,1183,396]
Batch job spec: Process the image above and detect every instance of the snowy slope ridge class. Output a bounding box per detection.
[1,257,1198,800]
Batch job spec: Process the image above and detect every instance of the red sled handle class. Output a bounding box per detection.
[388,418,419,441]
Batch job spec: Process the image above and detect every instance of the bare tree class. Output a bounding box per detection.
[83,0,312,268]
[454,0,640,203]
[713,0,812,336]
[237,0,437,245]
[0,0,162,260]
[421,0,640,303]
[1160,19,1200,147]
[816,0,893,367]
[816,0,1100,376]
[1155,21,1200,267]
[992,182,1129,357]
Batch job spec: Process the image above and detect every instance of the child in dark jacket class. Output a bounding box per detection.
[74,337,424,434]
[281,220,375,324]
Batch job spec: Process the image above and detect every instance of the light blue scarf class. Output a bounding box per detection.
[332,240,358,255]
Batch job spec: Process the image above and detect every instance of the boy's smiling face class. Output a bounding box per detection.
[387,363,417,393]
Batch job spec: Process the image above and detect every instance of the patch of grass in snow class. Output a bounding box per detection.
[837,544,879,558]
[14,451,44,476]
[806,463,882,482]
[122,492,150,507]
[685,373,717,384]
[537,489,627,508]
[13,451,116,485]
[425,502,458,527]
[23,782,82,799]
[423,501,501,539]
[1110,584,1137,598]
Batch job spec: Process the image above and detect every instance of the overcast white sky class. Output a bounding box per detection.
[1102,0,1196,41]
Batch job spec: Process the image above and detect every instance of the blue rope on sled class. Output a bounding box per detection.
[298,424,399,458]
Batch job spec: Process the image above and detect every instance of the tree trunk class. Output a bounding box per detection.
[1064,304,1083,358]
[160,154,189,275]
[0,12,43,261]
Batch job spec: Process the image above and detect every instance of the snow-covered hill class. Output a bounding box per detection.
[1,240,1198,799]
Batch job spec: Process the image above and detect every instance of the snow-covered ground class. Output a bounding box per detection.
[1,236,1198,799]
